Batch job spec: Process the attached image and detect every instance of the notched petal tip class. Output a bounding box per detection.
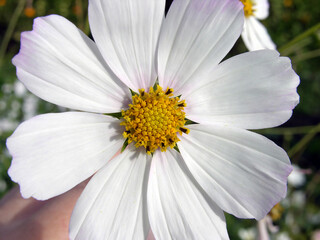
[12,13,130,113]
[278,55,301,110]
[6,123,48,200]
[184,48,300,129]
[6,112,124,201]
[179,124,294,220]
[12,29,33,67]
[158,0,245,95]
[7,156,37,200]
[279,55,300,82]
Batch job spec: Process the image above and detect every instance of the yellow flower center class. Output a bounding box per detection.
[121,85,189,154]
[239,0,255,17]
[268,203,284,221]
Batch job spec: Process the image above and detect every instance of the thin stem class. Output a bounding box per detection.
[288,123,320,158]
[278,22,320,55]
[255,125,320,135]
[292,48,320,63]
[0,0,26,67]
[279,38,312,57]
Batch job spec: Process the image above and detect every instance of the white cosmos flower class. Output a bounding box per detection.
[7,0,299,239]
[288,164,307,187]
[240,0,276,51]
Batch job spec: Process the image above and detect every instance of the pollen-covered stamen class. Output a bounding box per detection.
[239,0,255,17]
[121,85,189,154]
[179,127,190,134]
[268,203,283,221]
[165,88,173,95]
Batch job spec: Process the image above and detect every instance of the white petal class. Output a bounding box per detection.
[242,17,276,51]
[7,112,123,200]
[12,15,130,113]
[88,0,165,92]
[148,149,229,240]
[69,145,151,240]
[185,50,299,129]
[254,0,269,20]
[178,124,293,220]
[158,0,244,96]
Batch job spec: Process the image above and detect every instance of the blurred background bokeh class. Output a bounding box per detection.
[0,0,319,239]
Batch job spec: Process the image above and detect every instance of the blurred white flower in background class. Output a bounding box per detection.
[0,119,18,134]
[14,80,27,97]
[13,80,39,120]
[238,228,257,240]
[288,164,307,187]
[239,0,276,51]
[0,179,7,192]
[276,232,291,240]
[291,190,306,207]
[312,230,320,240]
[22,95,38,120]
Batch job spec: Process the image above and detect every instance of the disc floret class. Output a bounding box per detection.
[240,0,255,17]
[121,85,189,154]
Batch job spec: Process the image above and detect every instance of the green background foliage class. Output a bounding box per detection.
[0,0,319,239]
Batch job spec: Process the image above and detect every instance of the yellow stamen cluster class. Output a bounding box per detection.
[121,85,189,154]
[268,203,284,221]
[239,0,255,17]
